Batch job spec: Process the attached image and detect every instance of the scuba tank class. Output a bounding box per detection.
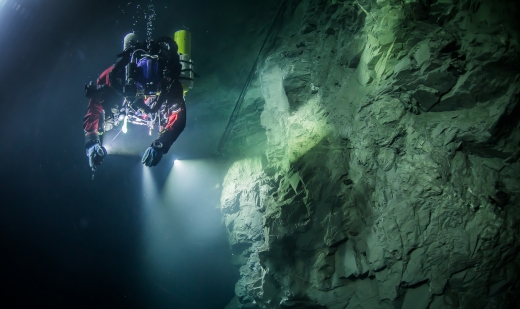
[122,33,139,98]
[174,30,194,96]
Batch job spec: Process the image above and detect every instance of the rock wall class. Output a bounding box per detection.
[220,0,520,308]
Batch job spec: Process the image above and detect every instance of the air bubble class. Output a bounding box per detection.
[145,1,156,50]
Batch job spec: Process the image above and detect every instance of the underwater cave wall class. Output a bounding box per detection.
[220,0,520,308]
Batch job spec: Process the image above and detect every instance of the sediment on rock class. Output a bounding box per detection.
[221,0,520,308]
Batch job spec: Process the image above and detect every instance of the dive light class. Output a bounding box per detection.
[122,115,128,133]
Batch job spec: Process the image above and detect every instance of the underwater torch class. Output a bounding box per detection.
[122,115,128,133]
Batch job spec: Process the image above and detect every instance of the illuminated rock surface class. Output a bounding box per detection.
[220,0,520,308]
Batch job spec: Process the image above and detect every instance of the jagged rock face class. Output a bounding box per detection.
[220,0,520,308]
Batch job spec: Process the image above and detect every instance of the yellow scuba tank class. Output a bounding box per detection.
[174,30,194,96]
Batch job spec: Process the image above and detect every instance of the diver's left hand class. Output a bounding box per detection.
[142,147,163,167]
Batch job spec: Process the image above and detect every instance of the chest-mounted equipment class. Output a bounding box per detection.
[123,50,164,98]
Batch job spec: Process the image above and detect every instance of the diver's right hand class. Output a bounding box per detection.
[87,143,107,170]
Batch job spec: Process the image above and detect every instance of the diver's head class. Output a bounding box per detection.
[123,32,139,50]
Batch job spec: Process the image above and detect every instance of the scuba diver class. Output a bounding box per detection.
[83,32,194,179]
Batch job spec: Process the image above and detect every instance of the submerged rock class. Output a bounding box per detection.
[220,0,520,308]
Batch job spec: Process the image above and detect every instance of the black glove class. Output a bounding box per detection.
[87,143,107,170]
[142,141,164,167]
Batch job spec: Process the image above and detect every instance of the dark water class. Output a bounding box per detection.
[0,0,268,307]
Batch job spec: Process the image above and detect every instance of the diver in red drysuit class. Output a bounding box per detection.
[84,33,186,171]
